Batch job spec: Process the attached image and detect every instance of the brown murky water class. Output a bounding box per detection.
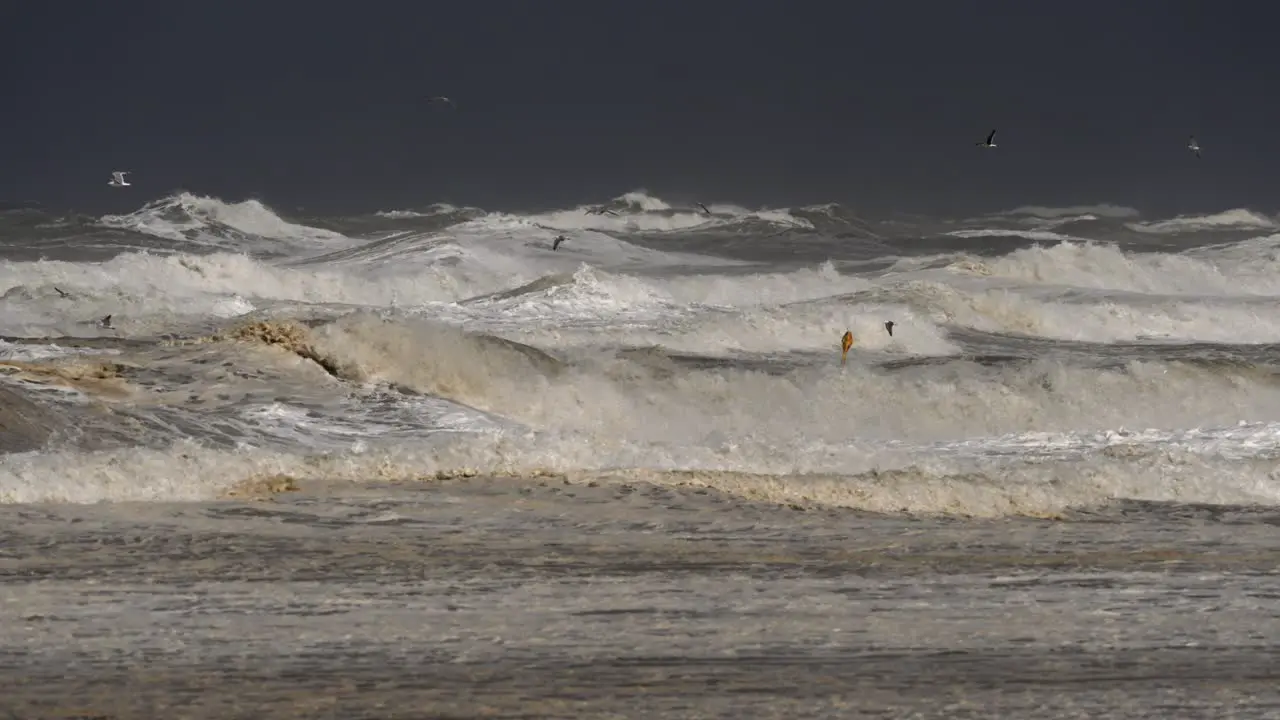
[2,477,1278,719]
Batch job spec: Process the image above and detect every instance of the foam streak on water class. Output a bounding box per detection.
[3,191,1280,716]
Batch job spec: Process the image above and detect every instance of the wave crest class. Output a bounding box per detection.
[98,192,351,254]
[1126,209,1277,234]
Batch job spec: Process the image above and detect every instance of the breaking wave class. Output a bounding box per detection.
[3,189,1280,515]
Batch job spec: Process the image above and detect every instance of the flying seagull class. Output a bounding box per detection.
[884,321,895,337]
[696,202,712,216]
[428,96,457,109]
[586,206,619,217]
[976,129,997,149]
[108,171,131,188]
[1187,135,1201,158]
[552,234,566,251]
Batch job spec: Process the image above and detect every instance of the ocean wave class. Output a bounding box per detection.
[1126,208,1277,235]
[3,427,1278,517]
[8,190,1280,517]
[993,203,1142,220]
[477,190,816,235]
[97,192,354,255]
[17,313,1280,457]
[373,202,482,219]
[946,240,1280,297]
[944,228,1089,244]
[0,248,526,338]
[883,279,1280,345]
[268,314,1280,448]
[3,191,1277,268]
[4,190,1275,277]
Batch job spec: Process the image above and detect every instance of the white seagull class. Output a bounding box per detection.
[108,171,131,188]
[1187,135,1201,158]
[976,129,998,149]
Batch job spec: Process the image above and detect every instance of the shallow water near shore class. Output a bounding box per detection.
[3,478,1278,719]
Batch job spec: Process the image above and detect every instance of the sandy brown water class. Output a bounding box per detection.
[1,476,1278,719]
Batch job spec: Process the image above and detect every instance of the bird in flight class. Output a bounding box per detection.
[428,96,457,109]
[108,171,131,187]
[1187,135,1201,158]
[975,129,997,149]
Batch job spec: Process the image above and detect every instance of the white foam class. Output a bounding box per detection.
[460,265,685,325]
[948,241,1280,297]
[504,189,814,235]
[893,279,1280,344]
[0,340,118,363]
[98,192,353,254]
[650,261,866,307]
[236,395,513,449]
[1127,208,1277,234]
[438,220,743,271]
[297,315,1280,453]
[12,192,1280,517]
[0,249,524,336]
[497,296,955,357]
[3,424,1279,516]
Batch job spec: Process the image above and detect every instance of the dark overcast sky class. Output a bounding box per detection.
[2,1,1277,217]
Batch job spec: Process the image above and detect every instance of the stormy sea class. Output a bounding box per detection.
[1,191,1277,718]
